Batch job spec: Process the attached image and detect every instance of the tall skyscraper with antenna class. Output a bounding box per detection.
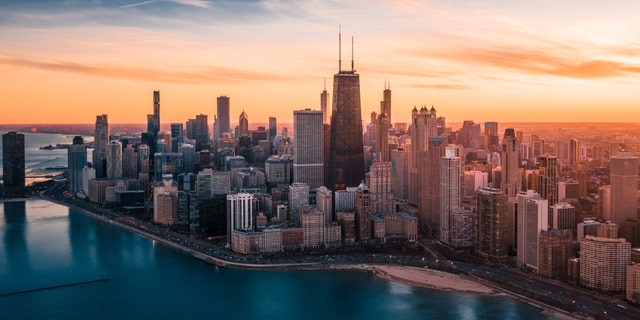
[328,29,364,190]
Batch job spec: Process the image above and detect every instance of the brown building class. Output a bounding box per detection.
[355,182,372,243]
[627,264,640,304]
[538,229,573,279]
[475,188,509,262]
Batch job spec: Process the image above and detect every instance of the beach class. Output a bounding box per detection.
[370,265,499,295]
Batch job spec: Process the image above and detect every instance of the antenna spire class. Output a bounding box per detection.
[323,78,326,90]
[338,25,342,71]
[351,36,354,71]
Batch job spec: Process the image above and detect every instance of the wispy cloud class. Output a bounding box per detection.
[120,0,211,9]
[0,55,297,83]
[408,83,470,90]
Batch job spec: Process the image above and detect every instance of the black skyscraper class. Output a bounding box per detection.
[328,33,364,190]
[2,132,25,188]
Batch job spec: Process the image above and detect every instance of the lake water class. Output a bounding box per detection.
[0,199,550,319]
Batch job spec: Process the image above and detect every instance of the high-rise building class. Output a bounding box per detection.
[328,32,364,190]
[268,117,277,143]
[475,187,509,262]
[390,149,409,200]
[194,114,209,152]
[409,107,437,201]
[418,135,447,230]
[138,144,150,174]
[440,144,463,244]
[550,202,576,235]
[170,123,183,153]
[355,181,372,242]
[484,122,499,151]
[121,144,137,179]
[289,182,309,225]
[106,140,122,180]
[316,186,333,223]
[2,132,25,188]
[93,114,109,178]
[460,121,482,149]
[516,190,548,271]
[320,82,330,124]
[538,229,573,279]
[580,236,630,292]
[536,155,558,208]
[293,109,324,189]
[215,96,230,141]
[610,152,638,224]
[380,82,391,124]
[375,113,390,162]
[67,136,86,194]
[501,129,520,198]
[238,110,249,136]
[227,193,254,246]
[369,161,394,215]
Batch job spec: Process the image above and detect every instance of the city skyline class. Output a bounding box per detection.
[2,1,640,124]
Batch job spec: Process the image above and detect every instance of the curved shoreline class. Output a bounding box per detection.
[35,196,580,319]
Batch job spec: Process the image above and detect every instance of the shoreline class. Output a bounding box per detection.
[35,196,580,318]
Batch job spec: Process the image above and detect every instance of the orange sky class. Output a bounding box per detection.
[1,1,640,125]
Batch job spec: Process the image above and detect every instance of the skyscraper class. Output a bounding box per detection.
[93,114,109,178]
[238,110,249,137]
[409,106,437,204]
[475,187,509,262]
[226,193,254,246]
[355,181,372,242]
[106,140,122,180]
[536,155,558,209]
[501,128,520,198]
[484,122,499,151]
[418,135,447,230]
[516,190,548,271]
[328,32,364,190]
[194,114,209,152]
[293,109,324,189]
[215,96,230,141]
[68,136,86,194]
[320,81,329,124]
[580,236,631,292]
[380,81,391,124]
[2,132,25,188]
[610,152,638,224]
[440,144,463,244]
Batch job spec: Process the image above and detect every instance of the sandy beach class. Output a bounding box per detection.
[370,265,499,295]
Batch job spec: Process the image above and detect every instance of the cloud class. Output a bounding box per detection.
[120,0,211,9]
[408,83,470,90]
[0,55,297,83]
[420,45,640,79]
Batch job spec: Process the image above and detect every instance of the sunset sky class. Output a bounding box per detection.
[2,0,640,125]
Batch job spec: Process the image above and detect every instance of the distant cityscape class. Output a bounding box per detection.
[3,42,640,320]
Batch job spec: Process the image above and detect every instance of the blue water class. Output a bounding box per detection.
[0,132,93,177]
[0,200,550,319]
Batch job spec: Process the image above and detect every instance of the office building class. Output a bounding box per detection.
[355,182,372,242]
[289,182,309,225]
[316,186,333,223]
[538,229,573,279]
[106,140,122,180]
[328,32,365,190]
[440,144,463,244]
[536,155,558,208]
[215,96,230,141]
[516,190,548,271]
[2,132,25,188]
[501,129,520,198]
[67,136,86,194]
[238,110,249,136]
[409,106,437,203]
[227,193,255,246]
[293,109,324,189]
[193,114,209,152]
[610,152,638,224]
[93,114,109,178]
